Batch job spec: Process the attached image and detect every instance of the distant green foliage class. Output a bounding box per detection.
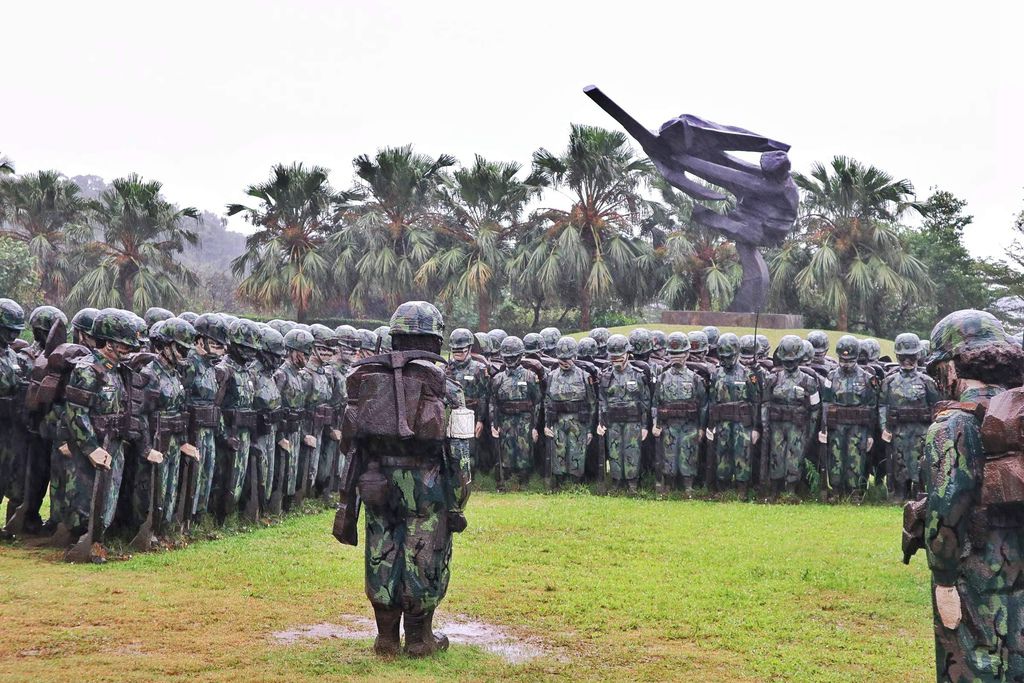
[0,236,41,307]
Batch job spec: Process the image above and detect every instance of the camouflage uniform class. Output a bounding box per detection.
[822,340,878,496]
[183,348,220,517]
[445,331,489,471]
[599,347,651,488]
[302,355,334,492]
[880,367,939,496]
[707,358,759,489]
[0,341,23,513]
[215,354,256,513]
[140,353,188,528]
[489,362,541,478]
[654,360,707,483]
[251,354,282,503]
[762,336,821,490]
[544,344,596,481]
[274,354,309,499]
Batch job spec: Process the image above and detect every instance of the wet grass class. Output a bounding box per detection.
[0,492,932,682]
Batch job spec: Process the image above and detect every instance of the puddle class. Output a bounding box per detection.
[272,614,548,664]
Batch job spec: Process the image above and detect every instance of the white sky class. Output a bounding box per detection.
[5,1,1022,259]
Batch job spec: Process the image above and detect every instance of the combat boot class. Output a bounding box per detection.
[404,609,447,658]
[737,483,748,501]
[372,606,402,657]
[626,480,639,495]
[681,476,694,497]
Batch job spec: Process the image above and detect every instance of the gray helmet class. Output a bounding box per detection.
[555,336,577,360]
[651,330,667,353]
[860,338,881,363]
[801,339,815,364]
[718,333,740,359]
[500,335,525,359]
[284,328,314,354]
[29,305,67,333]
[178,311,198,325]
[628,328,652,355]
[702,326,720,349]
[357,329,378,352]
[590,328,610,350]
[777,335,804,363]
[473,332,493,355]
[523,333,543,353]
[666,331,690,355]
[836,335,861,361]
[389,300,444,340]
[756,334,770,358]
[918,339,931,364]
[71,307,100,334]
[143,307,174,329]
[335,324,359,350]
[449,328,474,350]
[607,334,629,358]
[807,330,830,355]
[126,312,148,344]
[577,337,598,359]
[894,332,922,357]
[0,299,26,331]
[688,331,709,355]
[260,327,286,357]
[488,328,508,346]
[539,327,561,352]
[267,319,289,336]
[374,325,392,353]
[194,313,229,345]
[739,334,757,358]
[309,323,337,347]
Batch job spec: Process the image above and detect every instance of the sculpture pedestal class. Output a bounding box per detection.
[660,310,804,329]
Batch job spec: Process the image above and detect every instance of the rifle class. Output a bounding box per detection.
[322,438,340,505]
[654,425,666,494]
[174,451,198,533]
[66,432,112,563]
[596,427,607,494]
[818,432,830,503]
[759,425,771,497]
[295,421,312,506]
[332,444,363,546]
[131,413,163,552]
[243,445,261,523]
[544,429,555,490]
[269,437,286,515]
[494,428,505,490]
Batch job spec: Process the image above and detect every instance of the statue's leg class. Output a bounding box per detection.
[728,243,769,313]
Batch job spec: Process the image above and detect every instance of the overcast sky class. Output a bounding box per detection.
[5,1,1022,258]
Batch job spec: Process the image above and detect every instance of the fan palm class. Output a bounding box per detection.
[68,174,199,311]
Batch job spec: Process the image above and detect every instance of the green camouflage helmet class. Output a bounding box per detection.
[628,328,652,355]
[651,330,667,353]
[577,336,598,359]
[739,334,757,358]
[149,320,171,345]
[473,332,493,355]
[807,330,830,354]
[143,306,174,328]
[374,325,393,352]
[357,328,378,352]
[835,335,861,361]
[523,333,543,353]
[718,332,740,359]
[928,308,1010,367]
[284,328,314,354]
[194,313,229,345]
[861,338,881,363]
[92,309,140,348]
[389,300,444,340]
[449,328,474,350]
[488,328,508,346]
[178,311,198,324]
[126,312,148,343]
[666,331,690,355]
[590,327,610,349]
[0,298,26,331]
[801,339,814,364]
[540,327,561,352]
[162,317,196,349]
[607,334,629,358]
[335,324,359,350]
[688,331,709,355]
[260,326,286,356]
[918,340,931,363]
[229,318,262,350]
[29,305,67,332]
[500,335,525,359]
[555,336,578,360]
[893,332,922,357]
[702,326,720,349]
[71,307,100,333]
[310,323,337,347]
[756,334,770,357]
[776,335,804,362]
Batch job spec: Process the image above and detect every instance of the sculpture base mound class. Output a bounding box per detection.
[660,310,804,329]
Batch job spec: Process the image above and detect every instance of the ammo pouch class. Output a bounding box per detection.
[284,409,303,431]
[351,351,447,441]
[223,409,257,430]
[768,404,808,422]
[890,407,932,425]
[155,412,188,435]
[607,405,642,423]
[313,405,335,431]
[659,401,700,422]
[189,404,221,430]
[710,401,752,426]
[35,375,62,408]
[828,405,874,426]
[257,408,284,436]
[551,399,588,415]
[979,388,1024,507]
[92,413,129,440]
[499,400,534,415]
[358,460,391,510]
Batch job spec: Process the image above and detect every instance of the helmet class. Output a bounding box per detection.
[267,319,289,336]
[357,329,378,352]
[194,313,229,345]
[718,333,740,359]
[284,328,314,354]
[229,318,262,350]
[928,309,1010,367]
[628,328,652,355]
[178,311,198,325]
[294,323,310,333]
[449,328,474,350]
[29,305,66,333]
[756,335,770,358]
[918,340,931,363]
[807,330,830,355]
[0,299,26,331]
[389,301,444,340]
[800,340,814,364]
[92,309,140,348]
[590,328,610,349]
[500,336,525,359]
[861,338,881,363]
[577,337,598,359]
[894,332,922,357]
[688,331,709,355]
[335,325,360,350]
[71,307,100,333]
[162,317,196,349]
[149,320,168,345]
[126,312,148,344]
[143,307,174,329]
[488,328,508,346]
[651,330,667,353]
[776,335,804,363]
[540,327,561,352]
[555,336,578,360]
[309,323,337,347]
[374,325,393,353]
[278,320,297,335]
[835,335,860,361]
[702,326,720,349]
[607,334,629,358]
[666,332,690,355]
[739,334,757,358]
[523,333,543,353]
[260,327,286,357]
[473,332,493,355]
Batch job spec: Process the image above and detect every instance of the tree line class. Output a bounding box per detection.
[0,127,1016,337]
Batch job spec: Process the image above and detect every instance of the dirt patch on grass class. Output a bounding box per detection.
[272,613,550,664]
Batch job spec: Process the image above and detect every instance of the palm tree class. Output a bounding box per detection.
[68,174,199,311]
[787,156,930,330]
[332,145,455,315]
[0,171,91,303]
[521,124,653,329]
[229,163,356,322]
[414,155,542,330]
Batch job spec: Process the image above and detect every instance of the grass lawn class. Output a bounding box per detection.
[0,493,933,682]
[572,326,896,359]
